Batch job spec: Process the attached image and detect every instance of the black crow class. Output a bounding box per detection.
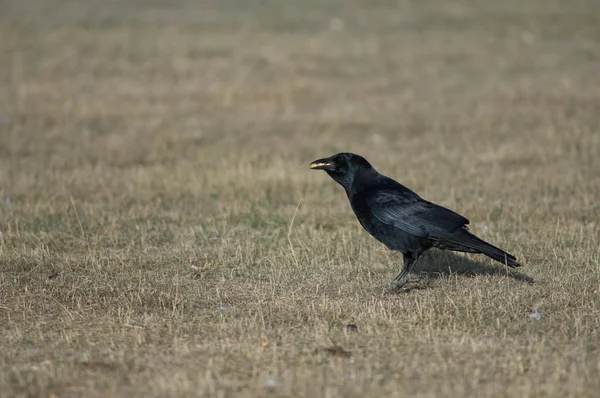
[310,152,520,287]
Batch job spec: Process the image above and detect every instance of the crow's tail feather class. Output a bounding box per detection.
[434,230,521,267]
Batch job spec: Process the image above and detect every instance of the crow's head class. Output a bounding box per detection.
[310,152,373,189]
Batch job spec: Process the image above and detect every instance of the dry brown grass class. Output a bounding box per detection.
[1,0,600,396]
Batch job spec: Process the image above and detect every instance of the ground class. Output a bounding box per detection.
[1,0,600,397]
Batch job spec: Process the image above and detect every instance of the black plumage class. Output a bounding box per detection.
[310,152,520,286]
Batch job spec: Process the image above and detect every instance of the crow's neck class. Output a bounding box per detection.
[344,168,384,197]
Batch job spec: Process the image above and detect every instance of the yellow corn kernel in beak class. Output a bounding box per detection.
[310,162,332,169]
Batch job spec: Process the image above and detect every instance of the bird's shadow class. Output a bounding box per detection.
[412,250,534,284]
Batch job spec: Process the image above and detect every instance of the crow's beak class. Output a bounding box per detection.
[310,158,336,171]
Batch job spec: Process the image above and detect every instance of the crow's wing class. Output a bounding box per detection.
[365,189,469,239]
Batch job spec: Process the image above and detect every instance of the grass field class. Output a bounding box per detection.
[1,0,600,396]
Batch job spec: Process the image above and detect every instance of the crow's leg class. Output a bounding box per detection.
[393,250,424,286]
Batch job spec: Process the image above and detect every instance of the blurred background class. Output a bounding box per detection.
[2,0,599,224]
